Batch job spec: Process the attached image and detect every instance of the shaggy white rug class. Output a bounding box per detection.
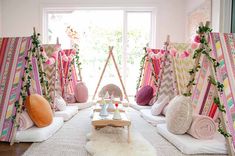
[85,126,156,156]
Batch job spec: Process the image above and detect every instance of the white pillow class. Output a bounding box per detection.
[54,94,67,111]
[166,95,193,135]
[151,95,169,116]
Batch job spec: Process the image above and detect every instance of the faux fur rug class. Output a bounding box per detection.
[85,126,156,156]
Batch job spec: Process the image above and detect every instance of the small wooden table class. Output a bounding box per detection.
[92,111,131,143]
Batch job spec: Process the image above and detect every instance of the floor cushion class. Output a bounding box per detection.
[25,94,53,128]
[136,85,153,106]
[130,103,151,111]
[15,117,64,142]
[68,101,94,110]
[54,106,78,121]
[140,109,165,126]
[74,82,88,103]
[157,124,227,154]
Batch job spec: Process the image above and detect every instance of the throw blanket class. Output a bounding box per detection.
[18,111,34,131]
[187,114,216,140]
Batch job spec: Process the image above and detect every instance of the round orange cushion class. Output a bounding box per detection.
[25,94,53,128]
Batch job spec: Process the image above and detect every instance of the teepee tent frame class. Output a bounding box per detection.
[186,21,234,156]
[92,46,129,102]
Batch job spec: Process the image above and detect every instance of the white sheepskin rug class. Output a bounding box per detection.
[85,126,156,156]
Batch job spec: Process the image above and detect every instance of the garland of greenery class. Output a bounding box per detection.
[31,30,51,103]
[73,43,82,81]
[66,26,82,81]
[184,23,231,138]
[136,47,148,91]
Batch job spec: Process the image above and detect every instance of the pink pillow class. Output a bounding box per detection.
[151,95,169,116]
[18,111,34,131]
[136,85,153,106]
[74,82,88,103]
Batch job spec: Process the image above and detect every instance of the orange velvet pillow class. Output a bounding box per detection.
[25,94,53,128]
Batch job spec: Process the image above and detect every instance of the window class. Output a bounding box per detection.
[44,8,155,96]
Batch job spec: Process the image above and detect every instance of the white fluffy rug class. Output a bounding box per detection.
[85,126,156,156]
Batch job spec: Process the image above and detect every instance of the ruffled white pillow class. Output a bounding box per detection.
[151,95,169,116]
[54,93,67,111]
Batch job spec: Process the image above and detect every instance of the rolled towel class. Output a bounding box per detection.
[18,111,34,131]
[187,114,216,139]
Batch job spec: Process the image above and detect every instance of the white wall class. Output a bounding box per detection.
[2,0,186,47]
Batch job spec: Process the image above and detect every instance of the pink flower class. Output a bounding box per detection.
[170,48,177,57]
[194,35,201,43]
[191,42,198,50]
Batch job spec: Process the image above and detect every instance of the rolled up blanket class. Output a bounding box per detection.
[187,114,216,139]
[18,111,34,131]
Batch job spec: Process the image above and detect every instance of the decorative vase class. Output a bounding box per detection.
[99,104,109,117]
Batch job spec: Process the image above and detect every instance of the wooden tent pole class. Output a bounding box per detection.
[110,48,129,102]
[92,48,112,100]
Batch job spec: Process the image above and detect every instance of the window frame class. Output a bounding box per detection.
[42,7,156,96]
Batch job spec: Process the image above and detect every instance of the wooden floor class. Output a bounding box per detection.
[0,142,31,156]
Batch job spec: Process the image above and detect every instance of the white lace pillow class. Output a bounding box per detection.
[54,93,67,111]
[166,95,193,134]
[151,95,169,116]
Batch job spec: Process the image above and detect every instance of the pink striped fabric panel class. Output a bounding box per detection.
[29,57,42,95]
[0,37,31,142]
[210,33,235,148]
[191,56,216,114]
[139,49,162,95]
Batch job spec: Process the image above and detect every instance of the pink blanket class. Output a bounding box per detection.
[187,114,216,140]
[18,111,34,131]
